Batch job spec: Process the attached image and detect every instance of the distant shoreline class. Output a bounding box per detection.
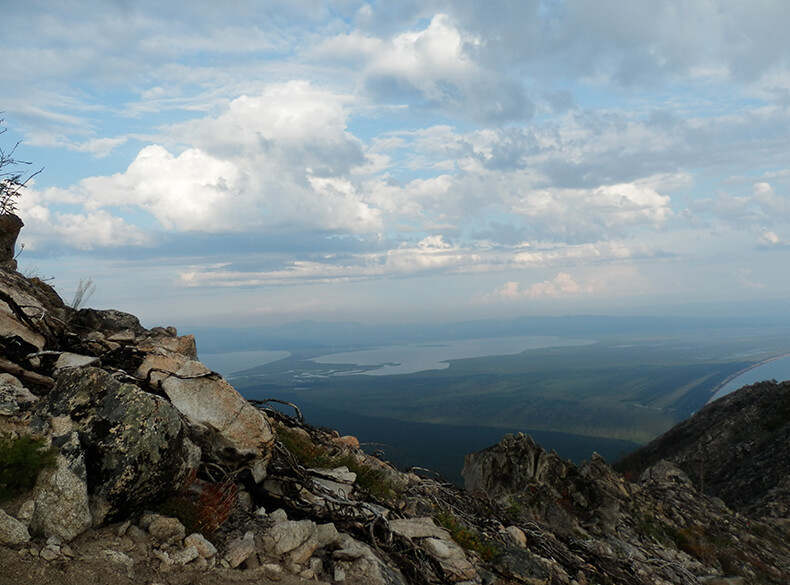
[708,352,790,402]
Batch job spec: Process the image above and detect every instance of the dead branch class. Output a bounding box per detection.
[0,289,39,331]
[249,398,304,423]
[0,357,54,388]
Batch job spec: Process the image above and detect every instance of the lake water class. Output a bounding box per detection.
[199,350,291,378]
[709,353,790,402]
[312,335,595,376]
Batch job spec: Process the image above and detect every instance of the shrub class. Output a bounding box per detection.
[0,434,58,502]
[277,425,398,501]
[159,476,238,537]
[435,510,500,561]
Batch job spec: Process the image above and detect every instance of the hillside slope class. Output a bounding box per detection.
[614,379,790,517]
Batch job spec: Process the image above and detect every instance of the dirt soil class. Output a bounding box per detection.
[0,525,319,585]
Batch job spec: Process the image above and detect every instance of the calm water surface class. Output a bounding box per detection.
[312,335,595,376]
[710,354,790,401]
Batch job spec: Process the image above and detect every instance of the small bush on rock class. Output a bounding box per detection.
[436,509,499,561]
[277,425,399,501]
[0,433,57,502]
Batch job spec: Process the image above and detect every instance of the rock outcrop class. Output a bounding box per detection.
[615,379,790,517]
[0,221,276,542]
[0,214,23,270]
[44,367,200,520]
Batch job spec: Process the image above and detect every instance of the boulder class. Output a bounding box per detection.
[53,352,100,375]
[0,214,24,267]
[0,509,30,545]
[185,532,217,559]
[263,519,317,557]
[30,433,92,542]
[224,531,256,568]
[75,308,144,333]
[158,360,275,467]
[44,367,200,518]
[148,515,186,544]
[0,373,38,416]
[422,537,477,582]
[310,466,357,498]
[389,517,451,540]
[0,266,71,345]
[332,534,407,585]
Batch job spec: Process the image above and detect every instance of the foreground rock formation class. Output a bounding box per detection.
[1,215,790,584]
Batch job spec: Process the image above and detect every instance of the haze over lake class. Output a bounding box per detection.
[311,336,596,376]
[710,354,790,402]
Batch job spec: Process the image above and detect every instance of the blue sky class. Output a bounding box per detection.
[2,0,790,328]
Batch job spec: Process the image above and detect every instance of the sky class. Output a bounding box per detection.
[2,0,790,329]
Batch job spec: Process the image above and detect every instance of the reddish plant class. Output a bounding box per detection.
[194,478,238,535]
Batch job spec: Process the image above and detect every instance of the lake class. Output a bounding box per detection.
[311,335,595,376]
[709,353,790,402]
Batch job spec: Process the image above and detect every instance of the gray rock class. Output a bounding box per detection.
[422,537,477,582]
[185,532,217,558]
[265,519,316,555]
[332,536,407,585]
[463,433,573,496]
[0,374,38,415]
[269,508,288,523]
[73,308,144,336]
[44,367,200,518]
[102,549,135,576]
[505,525,527,547]
[53,352,100,375]
[639,460,694,487]
[0,214,24,263]
[159,360,275,468]
[39,546,59,561]
[31,434,92,542]
[388,517,451,540]
[148,515,186,544]
[15,499,35,526]
[0,509,31,545]
[311,466,357,498]
[315,522,341,548]
[169,544,199,565]
[224,531,256,569]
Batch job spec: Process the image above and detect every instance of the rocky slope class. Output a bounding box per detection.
[1,214,790,585]
[614,379,790,518]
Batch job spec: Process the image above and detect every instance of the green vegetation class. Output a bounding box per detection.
[435,509,499,561]
[276,425,399,501]
[235,331,778,444]
[0,434,58,502]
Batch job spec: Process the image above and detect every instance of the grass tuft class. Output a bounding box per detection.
[0,433,58,503]
[277,425,399,501]
[435,510,499,561]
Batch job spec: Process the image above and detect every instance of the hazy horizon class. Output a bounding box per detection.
[3,1,790,328]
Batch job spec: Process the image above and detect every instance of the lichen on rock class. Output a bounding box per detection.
[43,367,200,519]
